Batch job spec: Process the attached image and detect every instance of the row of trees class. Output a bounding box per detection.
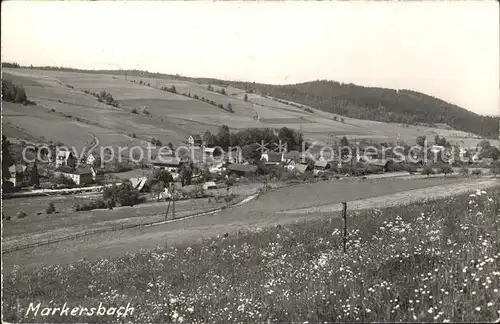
[83,89,118,107]
[202,125,304,158]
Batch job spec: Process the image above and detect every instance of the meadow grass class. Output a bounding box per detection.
[3,187,500,323]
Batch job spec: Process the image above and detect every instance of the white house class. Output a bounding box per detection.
[260,152,282,165]
[7,164,27,188]
[187,134,202,146]
[56,166,93,186]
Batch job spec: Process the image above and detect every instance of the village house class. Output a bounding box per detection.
[7,164,28,188]
[313,160,331,175]
[55,149,77,169]
[204,147,223,157]
[260,152,282,165]
[56,166,93,186]
[187,134,202,146]
[282,150,302,171]
[227,147,243,164]
[151,156,183,179]
[202,181,218,190]
[226,164,258,178]
[293,163,312,174]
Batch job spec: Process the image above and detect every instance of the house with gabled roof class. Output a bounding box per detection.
[188,134,202,146]
[260,152,282,165]
[56,166,93,186]
[55,149,77,168]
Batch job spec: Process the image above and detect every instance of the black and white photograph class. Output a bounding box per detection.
[1,0,499,323]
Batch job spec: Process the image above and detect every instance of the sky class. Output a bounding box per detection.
[2,1,499,116]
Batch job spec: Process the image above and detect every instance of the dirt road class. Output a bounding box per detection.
[3,177,498,271]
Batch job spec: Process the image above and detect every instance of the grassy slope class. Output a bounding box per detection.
[3,68,497,151]
[4,187,499,323]
[13,66,496,138]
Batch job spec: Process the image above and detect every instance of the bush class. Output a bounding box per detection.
[17,211,27,219]
[46,203,56,214]
[103,182,145,207]
[459,166,469,176]
[74,199,107,212]
[421,165,435,176]
[471,169,482,177]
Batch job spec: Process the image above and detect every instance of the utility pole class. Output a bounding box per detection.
[342,201,348,253]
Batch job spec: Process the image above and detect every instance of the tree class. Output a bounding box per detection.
[416,136,426,147]
[340,136,350,158]
[199,166,213,183]
[168,142,174,152]
[15,86,27,103]
[477,141,500,160]
[227,103,233,113]
[459,166,469,177]
[46,202,56,214]
[2,135,14,180]
[244,94,248,102]
[241,143,261,163]
[151,169,173,201]
[30,162,40,187]
[207,84,213,91]
[217,124,231,150]
[179,164,193,187]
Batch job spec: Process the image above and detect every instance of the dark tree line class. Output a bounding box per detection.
[203,125,304,159]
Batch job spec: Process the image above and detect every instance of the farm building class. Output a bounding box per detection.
[226,164,258,178]
[7,164,28,188]
[55,149,77,169]
[204,147,223,157]
[227,147,243,164]
[130,176,148,192]
[188,134,202,146]
[260,152,282,165]
[151,156,183,179]
[56,166,93,186]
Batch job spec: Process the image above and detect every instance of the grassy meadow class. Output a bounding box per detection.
[3,186,499,323]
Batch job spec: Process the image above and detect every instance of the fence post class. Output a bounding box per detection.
[342,201,347,253]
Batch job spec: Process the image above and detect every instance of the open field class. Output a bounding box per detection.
[4,68,496,153]
[3,185,499,323]
[3,176,495,271]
